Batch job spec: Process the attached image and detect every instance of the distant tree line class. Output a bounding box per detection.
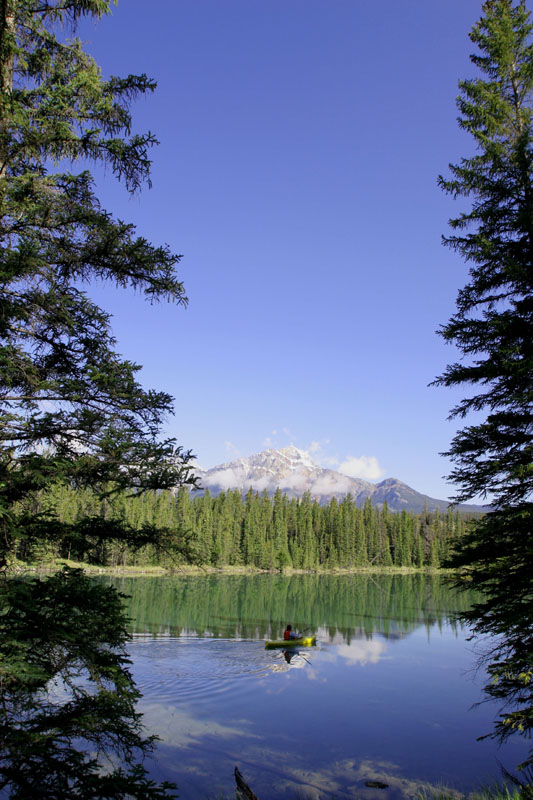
[13,485,472,570]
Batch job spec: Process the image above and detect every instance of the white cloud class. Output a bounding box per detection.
[306,438,330,455]
[335,639,387,666]
[315,629,388,665]
[311,474,354,496]
[246,475,273,492]
[224,441,241,459]
[211,467,243,490]
[337,455,384,481]
[280,472,312,493]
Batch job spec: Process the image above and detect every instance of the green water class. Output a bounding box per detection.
[104,573,528,799]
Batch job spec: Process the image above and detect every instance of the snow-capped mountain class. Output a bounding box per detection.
[193,446,485,513]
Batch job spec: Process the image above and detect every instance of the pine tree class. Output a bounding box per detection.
[272,488,291,569]
[242,488,263,566]
[436,0,533,768]
[211,491,233,566]
[0,2,194,795]
[415,521,425,568]
[353,508,367,566]
[0,0,198,566]
[195,490,214,565]
[296,492,315,570]
[228,489,244,565]
[287,497,301,567]
[324,497,339,567]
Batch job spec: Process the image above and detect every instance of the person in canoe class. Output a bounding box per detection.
[283,624,299,641]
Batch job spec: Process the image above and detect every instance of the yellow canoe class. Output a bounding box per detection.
[265,635,316,649]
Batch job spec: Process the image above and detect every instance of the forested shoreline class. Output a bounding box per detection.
[14,485,474,571]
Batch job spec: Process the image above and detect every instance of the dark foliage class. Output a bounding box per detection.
[436,0,533,770]
[0,1,195,796]
[0,568,178,798]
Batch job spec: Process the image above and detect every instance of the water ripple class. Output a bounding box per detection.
[128,636,277,702]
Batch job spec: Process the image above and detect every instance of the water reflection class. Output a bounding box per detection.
[323,636,388,666]
[103,572,475,644]
[102,575,528,799]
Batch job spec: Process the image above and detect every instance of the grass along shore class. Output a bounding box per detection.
[11,557,456,577]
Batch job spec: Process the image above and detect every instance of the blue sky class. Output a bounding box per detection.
[79,0,494,500]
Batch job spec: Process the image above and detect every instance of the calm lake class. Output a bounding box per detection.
[104,573,528,799]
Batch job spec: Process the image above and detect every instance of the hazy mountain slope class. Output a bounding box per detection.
[370,478,479,514]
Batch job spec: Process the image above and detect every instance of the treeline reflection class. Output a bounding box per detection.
[104,573,478,644]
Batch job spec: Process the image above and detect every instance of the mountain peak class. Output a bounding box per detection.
[276,445,317,468]
[193,447,485,514]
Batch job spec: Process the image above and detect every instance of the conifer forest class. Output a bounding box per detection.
[14,485,470,571]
